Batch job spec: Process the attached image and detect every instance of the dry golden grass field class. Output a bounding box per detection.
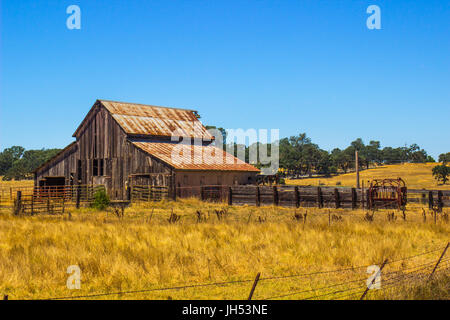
[0,164,449,300]
[286,163,450,190]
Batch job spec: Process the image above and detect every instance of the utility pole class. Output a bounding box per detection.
[356,150,360,189]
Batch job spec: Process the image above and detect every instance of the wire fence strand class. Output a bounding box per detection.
[10,243,448,301]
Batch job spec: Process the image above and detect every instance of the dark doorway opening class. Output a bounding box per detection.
[41,177,66,187]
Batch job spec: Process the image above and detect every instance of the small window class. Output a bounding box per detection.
[93,159,104,176]
[93,159,99,176]
[233,176,238,185]
[99,159,104,176]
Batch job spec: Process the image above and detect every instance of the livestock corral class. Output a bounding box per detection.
[0,166,449,300]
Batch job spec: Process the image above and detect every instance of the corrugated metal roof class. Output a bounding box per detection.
[132,141,260,172]
[100,100,213,139]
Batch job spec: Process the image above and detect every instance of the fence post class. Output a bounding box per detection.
[366,190,370,210]
[294,186,300,208]
[362,181,365,210]
[421,193,427,205]
[428,242,449,281]
[127,185,131,201]
[317,187,323,209]
[428,191,434,209]
[3,295,8,300]
[360,259,388,300]
[256,186,260,207]
[273,186,279,206]
[14,191,22,215]
[200,186,205,201]
[437,191,443,212]
[62,195,65,214]
[334,188,340,209]
[228,187,233,206]
[172,184,177,201]
[31,195,34,215]
[351,188,357,210]
[248,272,261,300]
[76,187,81,209]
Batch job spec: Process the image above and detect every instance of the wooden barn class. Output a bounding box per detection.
[34,100,259,200]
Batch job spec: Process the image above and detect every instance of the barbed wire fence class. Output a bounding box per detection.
[2,242,448,301]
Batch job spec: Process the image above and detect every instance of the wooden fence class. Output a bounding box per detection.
[4,184,449,213]
[175,185,229,202]
[12,185,106,215]
[173,185,450,210]
[130,185,169,202]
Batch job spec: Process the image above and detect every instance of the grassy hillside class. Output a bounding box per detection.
[0,199,448,300]
[286,163,450,190]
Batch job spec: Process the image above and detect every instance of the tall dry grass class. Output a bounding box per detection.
[0,177,34,189]
[0,198,448,300]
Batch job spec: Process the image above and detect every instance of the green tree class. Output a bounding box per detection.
[3,160,28,180]
[438,152,450,164]
[1,146,61,180]
[0,146,25,175]
[432,164,449,185]
[330,148,352,173]
[426,156,435,163]
[366,140,381,165]
[407,144,428,163]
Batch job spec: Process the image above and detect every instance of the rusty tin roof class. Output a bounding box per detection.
[101,100,213,139]
[132,141,260,172]
[73,100,214,139]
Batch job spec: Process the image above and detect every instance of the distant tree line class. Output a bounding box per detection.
[0,146,61,181]
[277,134,437,178]
[205,126,441,178]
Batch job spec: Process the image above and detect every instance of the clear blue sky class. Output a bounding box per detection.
[1,0,449,159]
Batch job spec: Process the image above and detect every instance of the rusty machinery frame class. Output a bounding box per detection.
[368,178,407,209]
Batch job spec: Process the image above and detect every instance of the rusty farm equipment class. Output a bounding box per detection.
[368,178,407,210]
